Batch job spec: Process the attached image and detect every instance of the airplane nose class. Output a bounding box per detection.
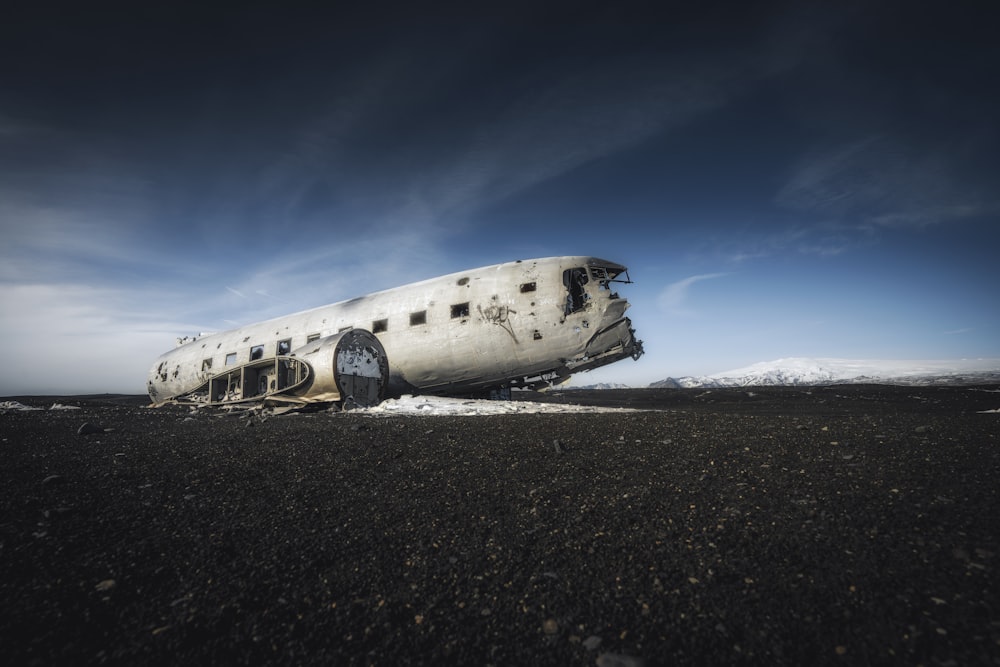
[603,299,629,322]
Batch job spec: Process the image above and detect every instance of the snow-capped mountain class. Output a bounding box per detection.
[562,382,633,390]
[650,357,1000,388]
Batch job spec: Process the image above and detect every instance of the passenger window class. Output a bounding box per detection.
[372,319,388,333]
[306,333,320,343]
[450,303,470,319]
[202,358,213,371]
[277,339,291,355]
[250,345,264,360]
[225,352,237,366]
[520,282,536,293]
[410,311,427,326]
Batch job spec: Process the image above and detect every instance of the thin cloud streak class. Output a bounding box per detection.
[695,225,863,266]
[419,41,802,225]
[261,28,797,233]
[775,136,995,229]
[658,273,729,317]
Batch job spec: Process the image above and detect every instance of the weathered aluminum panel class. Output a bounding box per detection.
[147,256,643,406]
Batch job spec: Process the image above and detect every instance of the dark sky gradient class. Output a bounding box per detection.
[1,1,997,393]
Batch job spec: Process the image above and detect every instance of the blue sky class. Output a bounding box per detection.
[1,1,998,394]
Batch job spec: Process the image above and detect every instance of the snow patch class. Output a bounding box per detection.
[1,401,83,411]
[0,401,43,411]
[358,395,639,416]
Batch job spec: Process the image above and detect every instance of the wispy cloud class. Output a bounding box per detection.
[658,273,728,317]
[0,283,199,394]
[251,30,792,237]
[691,225,859,266]
[775,136,994,229]
[413,48,783,225]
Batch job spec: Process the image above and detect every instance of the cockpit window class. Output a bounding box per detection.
[563,267,589,315]
[588,264,630,296]
[590,265,629,286]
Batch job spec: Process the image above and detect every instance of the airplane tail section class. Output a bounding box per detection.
[151,329,389,408]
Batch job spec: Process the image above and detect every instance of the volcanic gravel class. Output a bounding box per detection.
[2,386,999,666]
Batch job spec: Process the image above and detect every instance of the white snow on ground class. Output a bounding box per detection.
[0,401,82,411]
[358,394,639,416]
[0,401,43,411]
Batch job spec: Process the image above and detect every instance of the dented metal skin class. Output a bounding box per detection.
[147,256,643,406]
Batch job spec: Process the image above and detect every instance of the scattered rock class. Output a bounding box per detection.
[77,423,105,435]
[583,635,602,650]
[41,474,65,486]
[95,579,116,592]
[597,652,646,667]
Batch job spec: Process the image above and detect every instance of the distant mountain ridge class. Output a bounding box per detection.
[650,357,1000,388]
[563,382,632,391]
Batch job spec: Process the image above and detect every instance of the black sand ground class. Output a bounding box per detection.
[2,386,998,666]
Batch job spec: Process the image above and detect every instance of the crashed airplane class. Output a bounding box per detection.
[147,256,643,408]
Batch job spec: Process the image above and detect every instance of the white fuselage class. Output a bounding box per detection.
[147,256,642,404]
